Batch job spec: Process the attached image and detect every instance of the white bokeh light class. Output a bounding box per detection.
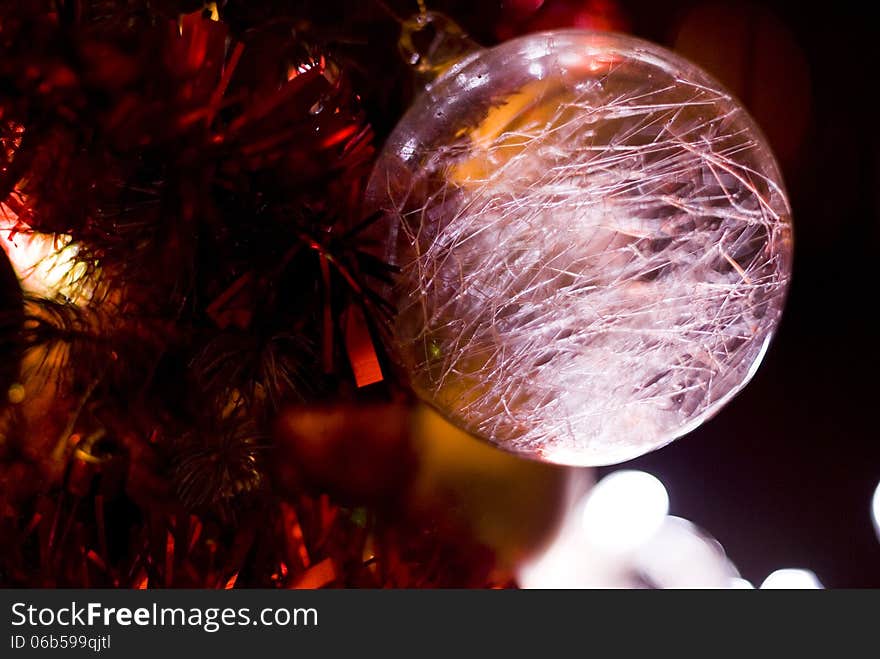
[581,470,669,554]
[760,569,823,589]
[519,470,751,589]
[871,480,880,541]
[728,577,755,589]
[634,516,740,588]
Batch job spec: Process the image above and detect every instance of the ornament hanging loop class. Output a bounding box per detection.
[398,10,480,87]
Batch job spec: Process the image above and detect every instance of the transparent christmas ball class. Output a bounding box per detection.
[367,30,793,466]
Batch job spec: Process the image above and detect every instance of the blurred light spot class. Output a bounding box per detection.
[522,41,552,62]
[7,383,25,404]
[635,516,739,588]
[582,470,668,553]
[760,569,823,589]
[729,577,755,589]
[0,218,93,303]
[871,481,880,541]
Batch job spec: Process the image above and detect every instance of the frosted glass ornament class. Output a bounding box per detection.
[367,28,793,466]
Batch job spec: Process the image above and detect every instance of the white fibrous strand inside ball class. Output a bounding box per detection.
[371,33,792,465]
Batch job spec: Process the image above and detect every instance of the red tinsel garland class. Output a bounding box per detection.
[0,2,512,588]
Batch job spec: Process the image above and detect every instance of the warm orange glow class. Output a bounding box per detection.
[223,572,239,589]
[133,570,149,589]
[289,557,335,589]
[165,531,175,586]
[0,207,93,303]
[319,123,359,149]
[344,303,383,387]
[281,502,311,568]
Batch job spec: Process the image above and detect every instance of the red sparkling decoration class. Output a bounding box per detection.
[496,0,629,41]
